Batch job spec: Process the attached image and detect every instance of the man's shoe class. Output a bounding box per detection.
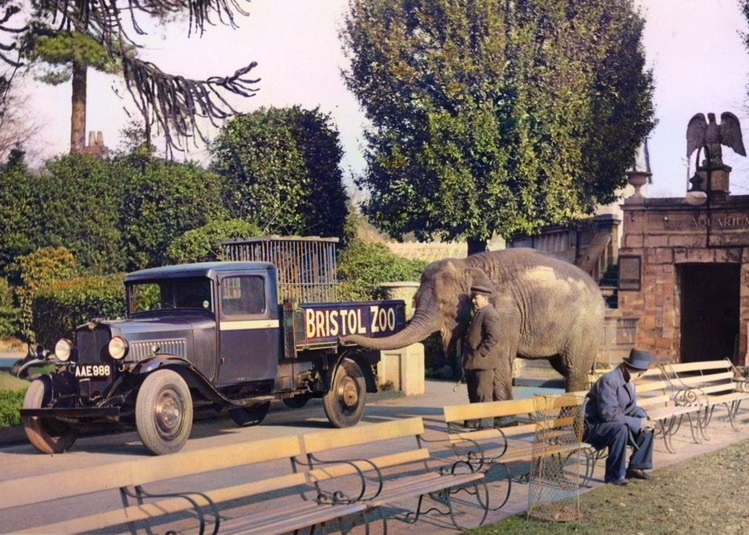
[626,469,652,480]
[609,478,629,486]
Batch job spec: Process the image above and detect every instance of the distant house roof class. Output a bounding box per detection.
[384,242,468,262]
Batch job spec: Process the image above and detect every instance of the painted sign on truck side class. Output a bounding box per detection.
[301,300,407,344]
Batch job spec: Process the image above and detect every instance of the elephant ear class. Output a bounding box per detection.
[433,260,462,296]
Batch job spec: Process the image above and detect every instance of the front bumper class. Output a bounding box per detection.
[21,407,120,420]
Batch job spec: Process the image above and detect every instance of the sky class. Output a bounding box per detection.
[18,0,749,199]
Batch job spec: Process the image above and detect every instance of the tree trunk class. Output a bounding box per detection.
[466,236,487,255]
[70,60,87,154]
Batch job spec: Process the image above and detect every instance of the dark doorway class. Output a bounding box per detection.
[679,263,740,363]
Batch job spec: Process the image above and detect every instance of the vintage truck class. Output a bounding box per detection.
[20,238,407,455]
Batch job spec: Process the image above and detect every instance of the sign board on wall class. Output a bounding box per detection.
[619,255,641,291]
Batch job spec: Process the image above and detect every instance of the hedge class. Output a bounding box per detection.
[0,389,25,428]
[31,274,126,349]
[337,241,427,301]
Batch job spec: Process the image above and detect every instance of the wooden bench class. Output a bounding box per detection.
[299,416,490,531]
[0,434,371,535]
[660,359,749,434]
[632,367,706,452]
[443,395,593,511]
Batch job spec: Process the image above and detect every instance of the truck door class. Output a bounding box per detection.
[216,273,280,387]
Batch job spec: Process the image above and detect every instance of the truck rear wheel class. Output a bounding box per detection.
[229,402,270,426]
[136,370,193,455]
[323,358,366,428]
[22,378,78,454]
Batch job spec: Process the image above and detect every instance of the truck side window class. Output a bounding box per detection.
[221,276,265,316]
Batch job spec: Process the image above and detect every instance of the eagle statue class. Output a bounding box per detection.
[686,112,746,167]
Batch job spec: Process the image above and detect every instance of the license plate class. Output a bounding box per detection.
[75,364,112,378]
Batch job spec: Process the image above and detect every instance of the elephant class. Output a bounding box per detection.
[341,248,605,397]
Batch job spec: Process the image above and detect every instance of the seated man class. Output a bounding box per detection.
[584,348,656,486]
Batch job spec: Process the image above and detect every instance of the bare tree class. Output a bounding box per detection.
[0,76,40,161]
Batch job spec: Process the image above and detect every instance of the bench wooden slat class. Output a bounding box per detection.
[367,471,484,508]
[444,398,535,423]
[219,501,368,535]
[1,435,302,510]
[302,417,424,453]
[19,471,314,535]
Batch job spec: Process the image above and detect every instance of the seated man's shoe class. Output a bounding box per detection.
[626,468,652,480]
[609,478,629,486]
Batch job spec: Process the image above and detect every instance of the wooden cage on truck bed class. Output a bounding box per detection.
[222,236,339,303]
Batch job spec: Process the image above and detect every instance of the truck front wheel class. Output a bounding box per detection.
[22,378,78,454]
[323,358,366,428]
[135,370,193,455]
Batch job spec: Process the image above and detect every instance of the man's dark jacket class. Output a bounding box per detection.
[462,305,502,371]
[585,366,646,442]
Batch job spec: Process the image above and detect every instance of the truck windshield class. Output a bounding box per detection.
[128,277,213,314]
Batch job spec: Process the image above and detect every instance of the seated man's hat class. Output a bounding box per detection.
[623,348,654,371]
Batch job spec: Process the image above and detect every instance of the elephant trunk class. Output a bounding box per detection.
[340,309,439,350]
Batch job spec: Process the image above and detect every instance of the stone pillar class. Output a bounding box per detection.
[379,282,420,319]
[378,343,425,395]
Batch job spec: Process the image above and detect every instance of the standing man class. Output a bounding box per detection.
[584,348,656,486]
[462,280,502,405]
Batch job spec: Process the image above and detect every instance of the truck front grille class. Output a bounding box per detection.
[76,325,111,365]
[129,339,187,360]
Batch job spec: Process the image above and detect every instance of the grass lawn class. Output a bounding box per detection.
[467,437,749,534]
[0,371,28,391]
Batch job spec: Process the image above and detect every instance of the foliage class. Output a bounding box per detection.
[27,31,121,84]
[0,151,238,276]
[40,154,126,273]
[337,241,426,301]
[118,156,229,271]
[0,389,25,428]
[0,277,19,338]
[342,0,655,251]
[31,274,126,349]
[0,150,38,275]
[13,247,77,341]
[211,106,349,240]
[166,219,261,264]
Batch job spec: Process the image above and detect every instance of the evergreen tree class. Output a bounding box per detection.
[342,0,655,252]
[211,106,349,240]
[4,0,260,154]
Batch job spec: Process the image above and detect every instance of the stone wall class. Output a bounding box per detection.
[618,195,749,365]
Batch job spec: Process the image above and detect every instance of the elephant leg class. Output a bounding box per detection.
[492,360,513,401]
[493,311,521,402]
[547,355,567,377]
[559,336,600,393]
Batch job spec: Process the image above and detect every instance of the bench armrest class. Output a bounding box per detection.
[298,454,374,503]
[673,387,705,406]
[121,485,220,535]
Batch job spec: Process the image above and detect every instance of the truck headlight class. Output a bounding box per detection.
[54,339,73,362]
[108,336,129,360]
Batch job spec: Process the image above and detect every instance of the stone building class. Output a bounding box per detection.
[618,163,749,366]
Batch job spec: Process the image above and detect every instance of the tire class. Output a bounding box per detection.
[282,395,310,409]
[323,358,366,428]
[229,402,271,427]
[22,378,78,454]
[135,370,193,455]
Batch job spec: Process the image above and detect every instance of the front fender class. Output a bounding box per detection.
[126,355,196,375]
[124,356,234,406]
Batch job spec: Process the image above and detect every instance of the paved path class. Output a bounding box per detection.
[2,379,749,534]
